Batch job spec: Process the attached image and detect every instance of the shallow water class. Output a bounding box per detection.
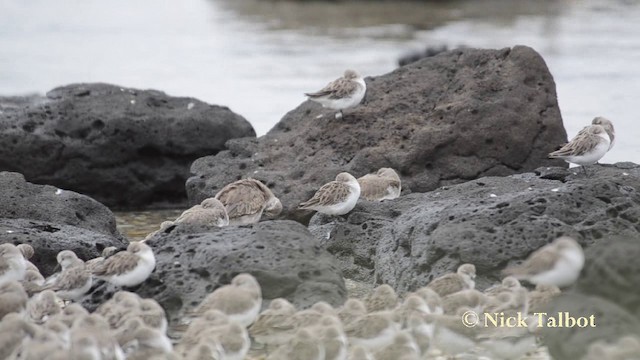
[1,0,638,165]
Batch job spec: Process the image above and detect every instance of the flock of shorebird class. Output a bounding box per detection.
[0,70,625,360]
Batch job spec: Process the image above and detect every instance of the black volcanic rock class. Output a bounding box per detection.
[308,163,640,292]
[0,172,126,276]
[81,220,346,324]
[0,83,255,209]
[187,46,567,223]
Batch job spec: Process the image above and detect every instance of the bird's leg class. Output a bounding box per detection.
[582,165,589,177]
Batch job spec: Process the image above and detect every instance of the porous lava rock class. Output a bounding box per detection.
[187,45,567,222]
[0,83,255,209]
[308,163,640,292]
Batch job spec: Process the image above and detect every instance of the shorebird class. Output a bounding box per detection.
[413,287,443,314]
[92,242,156,287]
[357,168,402,201]
[190,273,262,327]
[21,269,46,296]
[174,197,229,228]
[215,178,282,225]
[503,236,584,288]
[298,172,361,216]
[305,69,367,119]
[442,289,487,315]
[349,346,374,360]
[85,246,120,272]
[527,284,561,313]
[0,281,28,319]
[337,298,367,328]
[591,116,615,151]
[319,325,348,360]
[365,284,399,313]
[26,289,62,324]
[249,298,297,346]
[345,311,400,352]
[267,328,325,360]
[42,250,92,301]
[393,294,430,326]
[0,243,27,286]
[548,124,611,174]
[373,331,420,360]
[427,263,476,297]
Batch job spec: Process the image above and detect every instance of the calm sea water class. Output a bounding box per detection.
[0,0,638,163]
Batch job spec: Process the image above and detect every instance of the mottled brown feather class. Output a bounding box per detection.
[92,251,140,277]
[549,125,607,158]
[503,246,561,277]
[215,179,271,218]
[357,175,400,201]
[298,181,351,209]
[305,77,361,100]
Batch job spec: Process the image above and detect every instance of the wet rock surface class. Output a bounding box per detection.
[308,163,640,292]
[541,293,640,360]
[187,45,567,223]
[0,83,255,209]
[84,220,346,324]
[0,171,126,276]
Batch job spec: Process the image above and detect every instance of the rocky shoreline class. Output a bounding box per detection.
[1,46,639,359]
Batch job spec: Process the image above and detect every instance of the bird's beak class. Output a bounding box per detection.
[52,263,61,273]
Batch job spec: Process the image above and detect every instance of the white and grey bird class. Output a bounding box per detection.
[298,172,361,216]
[357,168,401,201]
[345,311,400,352]
[0,243,27,286]
[548,124,611,173]
[527,284,561,313]
[26,289,62,324]
[249,298,297,346]
[365,284,399,313]
[85,246,120,273]
[267,328,325,360]
[190,273,262,327]
[42,250,92,301]
[427,263,476,297]
[591,116,615,150]
[503,236,584,288]
[92,242,156,287]
[373,331,420,360]
[215,178,282,225]
[0,281,28,320]
[305,69,366,119]
[174,197,229,228]
[337,298,367,328]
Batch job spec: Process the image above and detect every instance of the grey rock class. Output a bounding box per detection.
[578,235,640,317]
[84,220,346,324]
[0,83,255,209]
[309,163,640,292]
[540,293,640,360]
[0,172,121,237]
[0,171,127,276]
[186,46,567,223]
[0,218,126,277]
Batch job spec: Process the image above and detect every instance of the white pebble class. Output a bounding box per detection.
[489,194,497,198]
[130,99,136,104]
[623,172,629,176]
[55,189,63,195]
[187,102,195,110]
[551,188,560,192]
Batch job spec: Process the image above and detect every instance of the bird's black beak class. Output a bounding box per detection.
[52,263,61,273]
